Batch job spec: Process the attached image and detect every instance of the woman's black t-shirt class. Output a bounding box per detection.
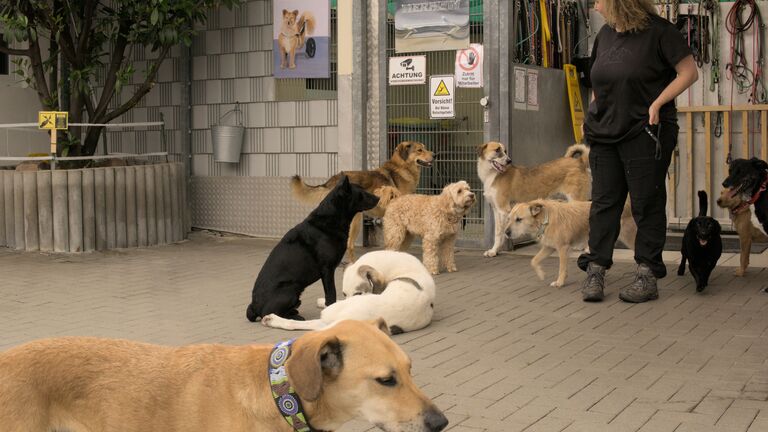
[585,14,691,144]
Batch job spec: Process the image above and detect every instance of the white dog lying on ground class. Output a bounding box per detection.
[261,250,436,334]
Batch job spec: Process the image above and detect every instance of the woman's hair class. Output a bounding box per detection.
[601,0,657,32]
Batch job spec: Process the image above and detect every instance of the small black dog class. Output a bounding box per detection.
[720,157,768,234]
[678,190,722,292]
[246,176,379,322]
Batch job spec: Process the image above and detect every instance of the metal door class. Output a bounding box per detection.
[385,0,486,246]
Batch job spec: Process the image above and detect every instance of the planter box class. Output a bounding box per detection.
[0,163,189,252]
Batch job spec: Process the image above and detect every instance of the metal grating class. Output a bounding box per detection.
[385,0,485,245]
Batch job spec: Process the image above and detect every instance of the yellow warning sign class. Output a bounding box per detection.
[564,64,585,143]
[38,111,69,130]
[434,80,451,96]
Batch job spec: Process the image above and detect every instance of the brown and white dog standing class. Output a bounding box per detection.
[278,9,315,69]
[505,199,636,287]
[292,141,434,261]
[477,141,591,257]
[0,320,448,432]
[716,193,768,277]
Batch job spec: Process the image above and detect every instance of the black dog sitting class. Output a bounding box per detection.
[246,176,379,322]
[678,190,722,292]
[721,157,768,234]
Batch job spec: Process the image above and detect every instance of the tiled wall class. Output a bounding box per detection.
[106,0,339,179]
[189,0,339,178]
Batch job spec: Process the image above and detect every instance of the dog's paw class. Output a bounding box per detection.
[735,269,746,277]
[550,280,563,288]
[316,298,327,309]
[447,265,458,273]
[483,249,498,257]
[261,314,276,327]
[429,269,441,275]
[677,269,685,276]
[289,64,296,69]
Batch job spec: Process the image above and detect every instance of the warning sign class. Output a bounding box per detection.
[389,55,426,85]
[434,80,450,96]
[430,75,454,119]
[38,111,68,130]
[455,44,483,88]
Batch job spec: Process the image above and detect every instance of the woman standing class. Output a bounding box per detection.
[577,0,698,302]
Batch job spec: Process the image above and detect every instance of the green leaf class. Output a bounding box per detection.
[151,8,159,26]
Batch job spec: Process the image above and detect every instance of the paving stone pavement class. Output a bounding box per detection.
[2,231,768,432]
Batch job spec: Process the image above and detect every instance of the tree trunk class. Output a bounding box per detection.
[83,126,104,156]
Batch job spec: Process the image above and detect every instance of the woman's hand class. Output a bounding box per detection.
[648,102,661,125]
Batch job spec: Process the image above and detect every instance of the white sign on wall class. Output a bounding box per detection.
[389,56,427,85]
[455,44,483,88]
[429,75,455,119]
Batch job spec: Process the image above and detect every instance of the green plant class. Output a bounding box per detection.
[0,0,242,156]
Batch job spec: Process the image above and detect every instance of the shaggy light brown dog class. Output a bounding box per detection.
[477,141,591,258]
[505,199,636,287]
[716,188,768,276]
[383,181,476,275]
[0,320,448,432]
[292,141,434,262]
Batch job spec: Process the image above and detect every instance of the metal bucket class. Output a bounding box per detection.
[211,102,245,163]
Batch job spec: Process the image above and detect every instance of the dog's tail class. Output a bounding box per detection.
[698,190,708,217]
[291,175,331,205]
[299,11,315,36]
[565,143,589,166]
[246,303,259,322]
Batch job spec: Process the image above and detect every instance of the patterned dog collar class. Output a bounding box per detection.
[269,339,320,432]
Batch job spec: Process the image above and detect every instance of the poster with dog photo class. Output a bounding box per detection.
[394,0,470,53]
[273,0,330,79]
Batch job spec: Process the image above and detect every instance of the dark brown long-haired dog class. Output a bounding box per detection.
[291,141,434,262]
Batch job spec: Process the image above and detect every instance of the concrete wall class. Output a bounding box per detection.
[0,163,188,252]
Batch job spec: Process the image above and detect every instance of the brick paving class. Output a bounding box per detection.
[1,231,768,432]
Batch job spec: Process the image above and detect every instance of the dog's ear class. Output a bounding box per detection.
[752,157,768,172]
[282,9,289,16]
[340,175,351,191]
[370,318,391,335]
[293,9,299,16]
[287,335,343,402]
[477,142,489,157]
[397,142,412,161]
[530,203,543,216]
[357,264,386,294]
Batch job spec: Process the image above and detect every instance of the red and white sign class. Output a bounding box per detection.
[455,44,483,88]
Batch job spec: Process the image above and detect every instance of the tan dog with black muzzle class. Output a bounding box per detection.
[0,320,448,432]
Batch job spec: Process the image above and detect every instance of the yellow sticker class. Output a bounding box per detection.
[433,80,450,96]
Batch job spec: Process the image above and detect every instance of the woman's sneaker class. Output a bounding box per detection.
[582,262,606,302]
[619,264,659,303]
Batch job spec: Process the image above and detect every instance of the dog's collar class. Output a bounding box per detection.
[269,339,323,432]
[732,171,768,215]
[391,276,423,291]
[535,212,550,240]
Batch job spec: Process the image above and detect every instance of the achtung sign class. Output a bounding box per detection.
[429,75,455,119]
[38,111,69,130]
[389,55,426,85]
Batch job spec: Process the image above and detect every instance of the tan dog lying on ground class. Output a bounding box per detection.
[384,181,476,275]
[292,141,434,262]
[716,188,768,276]
[0,320,448,432]
[477,141,591,258]
[505,199,636,287]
